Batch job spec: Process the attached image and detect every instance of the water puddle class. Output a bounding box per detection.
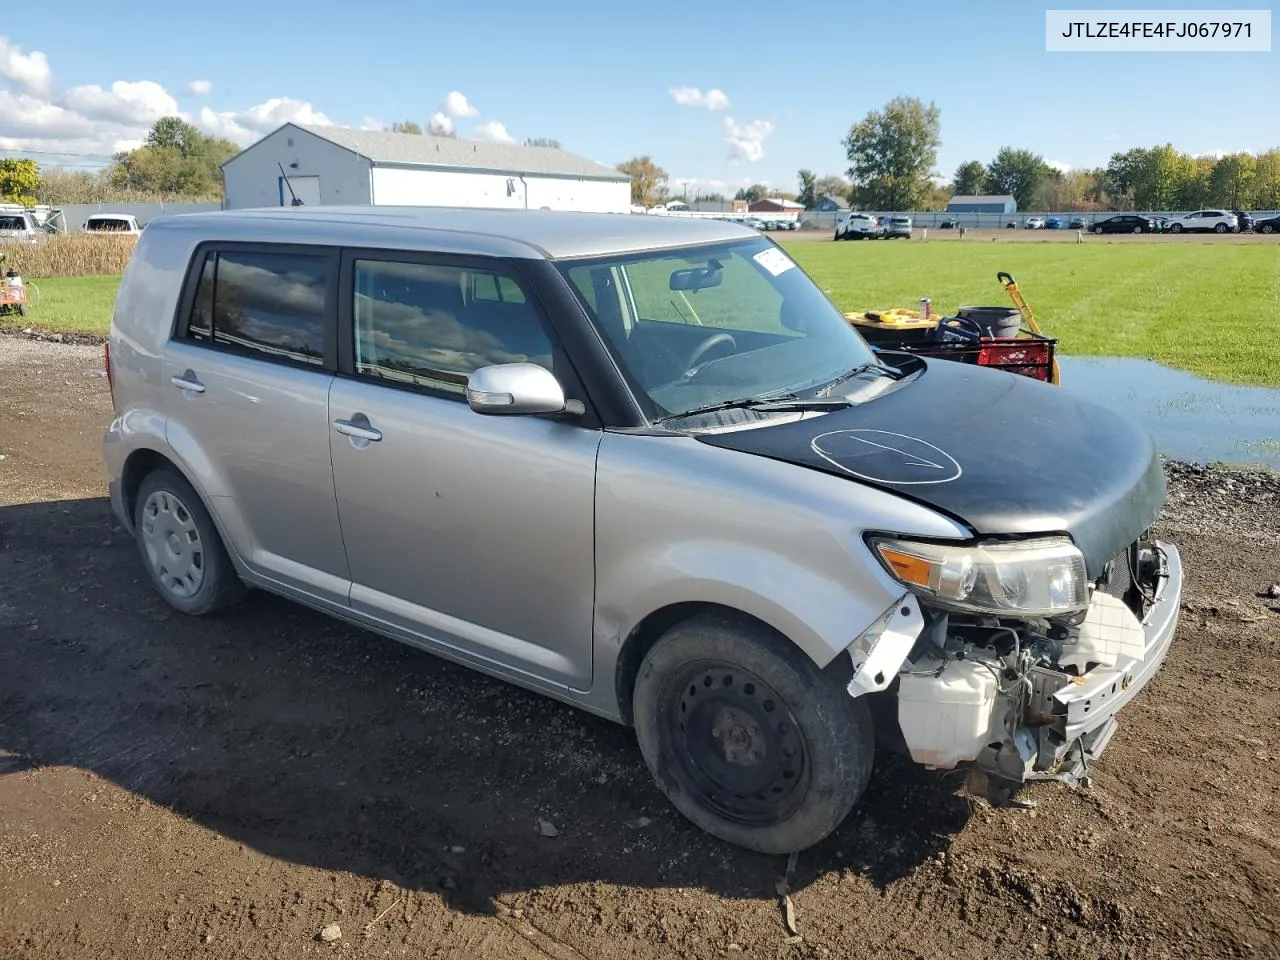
[1056,357,1280,471]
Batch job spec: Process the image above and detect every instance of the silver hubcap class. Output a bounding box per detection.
[140,490,205,599]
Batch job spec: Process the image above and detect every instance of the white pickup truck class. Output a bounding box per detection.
[834,212,880,240]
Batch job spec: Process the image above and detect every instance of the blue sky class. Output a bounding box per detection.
[4,0,1276,194]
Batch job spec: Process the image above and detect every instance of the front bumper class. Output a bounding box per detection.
[969,540,1182,801]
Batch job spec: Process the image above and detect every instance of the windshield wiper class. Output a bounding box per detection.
[816,359,903,397]
[653,392,851,424]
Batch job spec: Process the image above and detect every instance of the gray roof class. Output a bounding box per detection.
[287,123,629,182]
[947,195,1015,203]
[148,205,760,260]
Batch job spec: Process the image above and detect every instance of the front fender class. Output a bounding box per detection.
[598,539,901,670]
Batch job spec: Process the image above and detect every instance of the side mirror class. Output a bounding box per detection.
[465,362,570,415]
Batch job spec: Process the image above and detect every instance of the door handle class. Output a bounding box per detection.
[333,418,382,442]
[170,373,205,393]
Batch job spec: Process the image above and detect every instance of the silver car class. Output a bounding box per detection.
[102,207,1183,854]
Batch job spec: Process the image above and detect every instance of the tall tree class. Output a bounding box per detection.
[841,96,941,210]
[617,155,667,206]
[952,160,987,196]
[734,184,769,203]
[1253,148,1280,209]
[796,169,816,209]
[390,120,423,134]
[1210,152,1256,209]
[984,147,1051,209]
[107,117,239,198]
[0,158,41,205]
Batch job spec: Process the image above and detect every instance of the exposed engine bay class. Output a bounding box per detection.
[852,531,1178,804]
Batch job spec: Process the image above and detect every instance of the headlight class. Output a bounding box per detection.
[868,535,1089,617]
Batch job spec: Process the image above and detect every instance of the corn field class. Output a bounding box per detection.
[0,236,136,278]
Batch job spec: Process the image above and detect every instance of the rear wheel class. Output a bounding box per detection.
[632,613,874,854]
[1094,225,1104,235]
[134,468,246,616]
[1263,224,1276,234]
[1214,222,1228,233]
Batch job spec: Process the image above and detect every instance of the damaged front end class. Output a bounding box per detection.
[847,531,1182,804]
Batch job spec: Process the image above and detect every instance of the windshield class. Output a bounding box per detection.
[554,237,880,422]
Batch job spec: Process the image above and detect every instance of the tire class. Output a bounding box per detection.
[1094,226,1104,235]
[16,303,26,316]
[1215,223,1227,233]
[1133,226,1143,233]
[1262,224,1275,234]
[632,612,874,854]
[1170,223,1183,233]
[133,468,246,616]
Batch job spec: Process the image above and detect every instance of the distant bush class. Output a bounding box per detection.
[0,235,136,277]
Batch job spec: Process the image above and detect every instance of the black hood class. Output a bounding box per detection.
[695,358,1165,579]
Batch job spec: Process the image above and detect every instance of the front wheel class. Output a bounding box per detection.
[1170,222,1183,233]
[632,613,874,854]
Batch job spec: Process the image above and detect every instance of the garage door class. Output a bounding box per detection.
[279,175,321,206]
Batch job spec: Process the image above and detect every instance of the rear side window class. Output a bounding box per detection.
[181,248,330,366]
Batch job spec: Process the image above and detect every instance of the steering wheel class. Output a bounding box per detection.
[683,332,737,375]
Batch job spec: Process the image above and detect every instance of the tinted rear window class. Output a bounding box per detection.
[182,249,330,366]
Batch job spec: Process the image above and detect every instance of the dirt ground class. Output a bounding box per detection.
[1,334,1277,960]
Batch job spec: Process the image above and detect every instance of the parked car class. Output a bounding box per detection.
[1068,217,1088,230]
[938,217,958,228]
[834,212,878,240]
[83,213,143,236]
[1255,215,1280,234]
[1024,216,1045,229]
[101,207,1183,855]
[741,217,767,231]
[1163,210,1238,234]
[1090,214,1157,234]
[1232,211,1254,232]
[884,216,912,238]
[0,208,45,243]
[1043,217,1065,229]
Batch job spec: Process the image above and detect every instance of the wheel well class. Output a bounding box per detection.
[613,602,833,726]
[121,449,183,527]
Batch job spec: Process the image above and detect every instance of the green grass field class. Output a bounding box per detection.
[0,275,119,337]
[6,241,1279,387]
[780,240,1280,387]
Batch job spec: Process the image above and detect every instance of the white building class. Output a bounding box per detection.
[220,123,632,214]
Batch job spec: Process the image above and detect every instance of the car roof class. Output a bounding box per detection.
[141,205,760,260]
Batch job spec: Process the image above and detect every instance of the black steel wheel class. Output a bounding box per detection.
[633,613,874,854]
[664,661,811,827]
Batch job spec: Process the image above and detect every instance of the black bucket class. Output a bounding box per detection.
[955,305,1022,338]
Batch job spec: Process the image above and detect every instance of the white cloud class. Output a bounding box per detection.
[1046,159,1072,173]
[186,79,213,96]
[197,97,332,144]
[0,90,94,138]
[0,37,51,95]
[442,90,479,118]
[427,112,454,136]
[723,117,773,162]
[473,120,514,143]
[360,115,382,130]
[668,86,731,110]
[63,80,178,126]
[671,176,729,195]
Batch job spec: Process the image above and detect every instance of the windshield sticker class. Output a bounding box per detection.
[752,247,796,277]
[810,429,962,485]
